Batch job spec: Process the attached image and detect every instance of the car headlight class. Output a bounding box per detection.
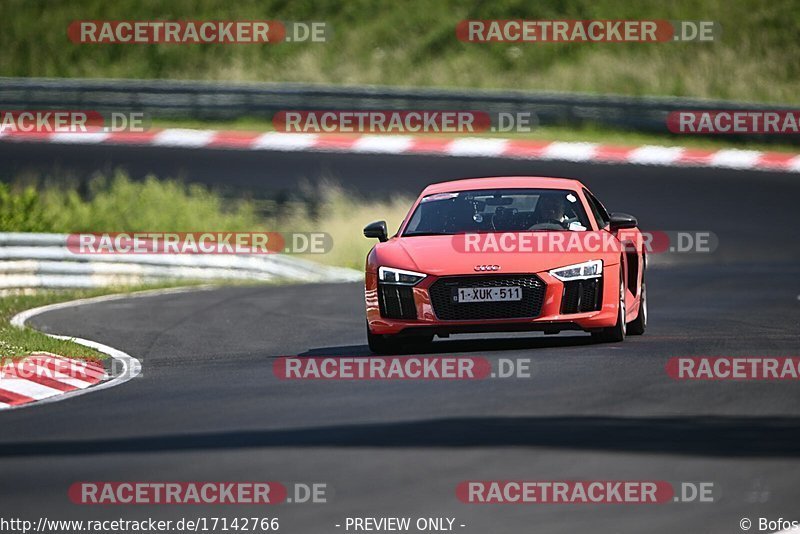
[378,266,427,285]
[549,260,603,281]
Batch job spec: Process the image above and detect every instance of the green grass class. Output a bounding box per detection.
[1,172,411,270]
[0,0,798,103]
[1,173,264,233]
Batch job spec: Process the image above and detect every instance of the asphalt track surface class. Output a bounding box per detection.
[1,142,800,533]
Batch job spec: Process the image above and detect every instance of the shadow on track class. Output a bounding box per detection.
[2,416,799,458]
[300,334,598,357]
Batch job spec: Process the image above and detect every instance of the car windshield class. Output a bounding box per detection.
[403,188,592,236]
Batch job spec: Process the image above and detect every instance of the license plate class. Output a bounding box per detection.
[455,286,522,303]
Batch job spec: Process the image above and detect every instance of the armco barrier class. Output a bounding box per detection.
[0,77,796,143]
[0,233,361,289]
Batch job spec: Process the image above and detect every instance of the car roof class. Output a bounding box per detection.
[421,176,586,195]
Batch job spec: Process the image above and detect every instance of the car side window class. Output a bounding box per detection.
[583,189,611,229]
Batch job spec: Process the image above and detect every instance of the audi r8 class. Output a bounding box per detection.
[363,176,647,353]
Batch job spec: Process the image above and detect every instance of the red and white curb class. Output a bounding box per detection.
[0,353,106,408]
[0,287,205,410]
[1,128,798,173]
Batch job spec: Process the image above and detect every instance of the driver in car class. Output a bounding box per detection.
[532,195,567,228]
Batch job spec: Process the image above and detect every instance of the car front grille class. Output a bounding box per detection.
[429,275,545,320]
[378,284,417,320]
[561,278,602,314]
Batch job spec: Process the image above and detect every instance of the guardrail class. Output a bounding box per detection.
[0,233,360,289]
[0,77,795,142]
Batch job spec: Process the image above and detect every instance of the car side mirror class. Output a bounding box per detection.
[609,212,638,231]
[363,220,388,242]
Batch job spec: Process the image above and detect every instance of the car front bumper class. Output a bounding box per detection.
[366,268,621,336]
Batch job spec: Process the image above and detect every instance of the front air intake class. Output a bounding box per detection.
[561,278,602,314]
[378,284,417,319]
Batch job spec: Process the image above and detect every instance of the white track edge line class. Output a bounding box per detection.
[3,285,214,411]
[1,134,797,173]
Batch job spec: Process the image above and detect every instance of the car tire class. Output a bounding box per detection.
[367,324,433,355]
[592,269,626,343]
[627,274,647,336]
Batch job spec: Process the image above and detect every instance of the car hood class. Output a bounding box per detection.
[374,233,621,276]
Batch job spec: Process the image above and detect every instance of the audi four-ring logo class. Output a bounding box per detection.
[474,264,500,271]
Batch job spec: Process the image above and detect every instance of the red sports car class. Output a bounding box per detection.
[363,176,647,354]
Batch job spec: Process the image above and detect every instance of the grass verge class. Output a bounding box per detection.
[1,173,412,270]
[1,0,798,103]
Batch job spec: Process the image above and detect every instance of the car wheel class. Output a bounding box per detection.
[627,275,647,335]
[367,324,432,354]
[592,270,626,343]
